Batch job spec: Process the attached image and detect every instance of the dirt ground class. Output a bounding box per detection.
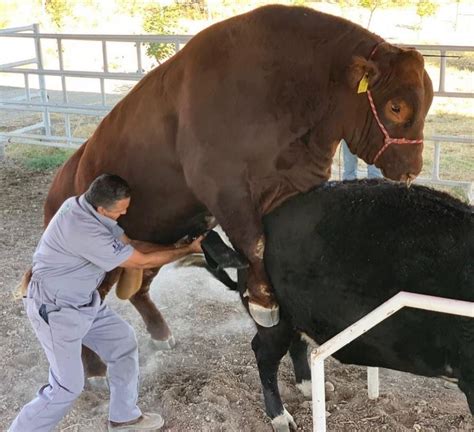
[0,158,472,432]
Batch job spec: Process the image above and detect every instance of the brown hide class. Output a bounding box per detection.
[44,6,433,303]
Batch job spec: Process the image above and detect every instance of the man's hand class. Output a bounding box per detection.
[121,233,206,269]
[188,235,204,254]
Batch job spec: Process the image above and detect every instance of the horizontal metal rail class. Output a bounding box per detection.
[0,32,193,43]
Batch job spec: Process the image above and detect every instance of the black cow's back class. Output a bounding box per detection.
[263,180,473,376]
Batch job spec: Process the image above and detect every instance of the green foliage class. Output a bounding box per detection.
[143,3,183,63]
[0,0,17,28]
[142,1,207,63]
[338,0,411,10]
[7,144,73,172]
[116,0,144,17]
[416,0,438,19]
[449,51,474,72]
[45,0,73,29]
[291,0,308,6]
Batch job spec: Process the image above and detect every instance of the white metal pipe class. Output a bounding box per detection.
[312,359,326,432]
[415,178,472,189]
[7,122,45,134]
[367,367,379,399]
[439,49,447,93]
[33,23,51,137]
[0,58,37,69]
[100,78,106,105]
[401,292,474,317]
[311,292,474,431]
[0,32,193,44]
[1,131,83,143]
[0,100,109,113]
[0,24,35,34]
[427,135,474,144]
[102,40,108,73]
[0,67,143,80]
[136,42,142,73]
[65,113,72,142]
[433,142,441,181]
[23,73,31,101]
[2,137,80,148]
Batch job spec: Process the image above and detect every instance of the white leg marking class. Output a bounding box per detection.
[296,380,312,398]
[271,408,296,432]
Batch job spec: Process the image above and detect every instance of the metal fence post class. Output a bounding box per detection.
[33,23,51,137]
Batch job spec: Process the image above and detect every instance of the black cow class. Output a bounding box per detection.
[204,180,473,431]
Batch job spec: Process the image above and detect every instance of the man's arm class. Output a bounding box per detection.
[121,234,180,254]
[120,235,203,269]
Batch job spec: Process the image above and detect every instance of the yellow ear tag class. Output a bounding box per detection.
[357,73,369,94]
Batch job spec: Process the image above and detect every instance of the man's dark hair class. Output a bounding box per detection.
[85,174,131,209]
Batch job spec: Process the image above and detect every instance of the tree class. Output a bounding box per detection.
[416,0,438,24]
[45,0,73,29]
[143,3,184,63]
[338,0,410,29]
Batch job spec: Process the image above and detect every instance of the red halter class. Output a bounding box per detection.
[366,44,423,164]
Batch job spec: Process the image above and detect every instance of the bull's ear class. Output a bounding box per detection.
[347,56,380,91]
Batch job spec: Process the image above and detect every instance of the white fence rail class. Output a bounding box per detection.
[0,25,472,196]
[311,291,474,431]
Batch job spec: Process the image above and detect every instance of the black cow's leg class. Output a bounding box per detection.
[289,334,311,398]
[252,319,297,431]
[129,268,176,350]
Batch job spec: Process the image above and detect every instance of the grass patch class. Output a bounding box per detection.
[6,143,74,172]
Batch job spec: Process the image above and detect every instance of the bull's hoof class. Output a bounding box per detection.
[271,408,297,432]
[249,302,280,327]
[149,335,176,351]
[86,376,109,391]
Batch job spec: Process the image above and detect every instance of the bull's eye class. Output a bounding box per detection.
[391,104,401,114]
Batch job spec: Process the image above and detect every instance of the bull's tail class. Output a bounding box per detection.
[13,267,32,300]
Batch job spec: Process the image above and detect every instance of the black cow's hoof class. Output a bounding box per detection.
[149,335,176,351]
[271,408,297,431]
[249,302,280,327]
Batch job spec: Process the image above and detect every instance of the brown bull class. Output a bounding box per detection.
[34,4,432,368]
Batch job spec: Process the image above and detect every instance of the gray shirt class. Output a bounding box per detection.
[31,194,134,308]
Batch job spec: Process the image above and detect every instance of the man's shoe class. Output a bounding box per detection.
[108,413,164,431]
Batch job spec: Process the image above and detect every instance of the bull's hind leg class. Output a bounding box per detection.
[289,334,311,398]
[252,319,297,432]
[129,268,175,350]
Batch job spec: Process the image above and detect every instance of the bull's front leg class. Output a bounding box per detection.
[210,186,280,327]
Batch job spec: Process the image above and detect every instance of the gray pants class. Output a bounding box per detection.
[9,289,141,432]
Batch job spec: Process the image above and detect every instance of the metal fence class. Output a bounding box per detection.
[0,25,472,197]
[311,291,474,431]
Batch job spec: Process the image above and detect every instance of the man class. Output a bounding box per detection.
[341,139,383,180]
[9,174,203,432]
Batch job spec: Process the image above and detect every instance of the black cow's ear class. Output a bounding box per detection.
[347,56,380,91]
